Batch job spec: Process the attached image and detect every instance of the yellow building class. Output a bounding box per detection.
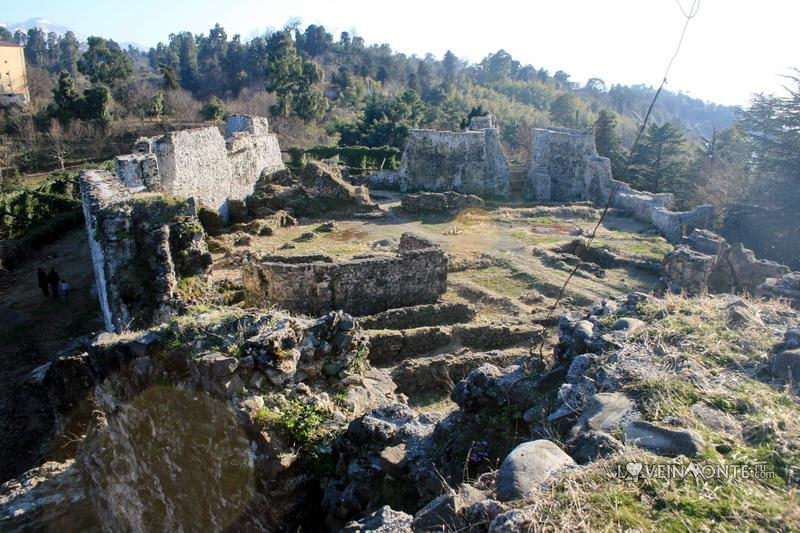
[0,41,29,106]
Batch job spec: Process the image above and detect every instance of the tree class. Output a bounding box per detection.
[78,37,133,85]
[292,61,327,121]
[335,90,426,148]
[627,122,689,198]
[0,27,12,42]
[549,93,578,127]
[24,28,48,67]
[160,64,180,90]
[80,85,112,128]
[478,50,513,83]
[297,24,332,57]
[57,31,81,76]
[594,110,625,178]
[265,31,302,116]
[442,50,458,89]
[149,91,165,120]
[586,78,607,94]
[50,71,81,125]
[200,96,225,121]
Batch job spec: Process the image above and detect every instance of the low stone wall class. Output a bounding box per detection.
[114,114,285,222]
[401,191,485,212]
[528,126,714,243]
[81,170,211,332]
[398,121,509,197]
[242,233,447,316]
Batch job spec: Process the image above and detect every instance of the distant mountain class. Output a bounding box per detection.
[0,17,145,50]
[1,17,82,40]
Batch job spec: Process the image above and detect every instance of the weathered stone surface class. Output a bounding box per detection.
[772,349,800,381]
[623,421,706,457]
[399,122,509,197]
[496,440,576,501]
[359,302,475,330]
[573,392,639,435]
[0,460,98,531]
[340,505,413,532]
[661,229,793,297]
[411,484,486,532]
[243,233,447,316]
[81,170,212,332]
[690,403,742,438]
[391,349,517,395]
[298,161,377,212]
[401,191,485,212]
[758,271,800,307]
[611,317,646,332]
[116,115,284,222]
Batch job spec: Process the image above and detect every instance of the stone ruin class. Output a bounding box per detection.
[398,116,509,197]
[115,114,285,222]
[81,170,212,332]
[242,233,447,316]
[396,118,713,243]
[527,127,714,243]
[400,191,485,212]
[660,228,800,305]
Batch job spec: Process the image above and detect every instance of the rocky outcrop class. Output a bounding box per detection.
[660,229,795,302]
[80,170,212,332]
[242,233,447,316]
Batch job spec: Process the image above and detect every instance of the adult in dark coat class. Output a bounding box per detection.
[47,268,60,298]
[37,267,49,297]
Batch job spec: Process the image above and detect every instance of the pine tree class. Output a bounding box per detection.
[265,31,302,117]
[78,37,133,86]
[594,110,625,178]
[627,122,689,200]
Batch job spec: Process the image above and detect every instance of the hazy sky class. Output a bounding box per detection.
[3,0,798,106]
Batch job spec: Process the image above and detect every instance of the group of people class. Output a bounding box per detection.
[37,267,70,299]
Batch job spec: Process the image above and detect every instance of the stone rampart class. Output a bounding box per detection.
[529,126,714,243]
[398,117,509,197]
[114,114,284,222]
[242,233,447,316]
[81,170,211,332]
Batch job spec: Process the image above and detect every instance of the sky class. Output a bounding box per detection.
[2,0,798,107]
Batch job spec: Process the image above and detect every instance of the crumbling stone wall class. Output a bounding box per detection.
[398,117,509,197]
[114,115,284,222]
[529,126,714,243]
[81,170,211,332]
[660,229,793,299]
[242,233,447,316]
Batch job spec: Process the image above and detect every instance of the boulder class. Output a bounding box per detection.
[611,317,646,333]
[411,484,486,532]
[690,403,742,438]
[340,506,413,532]
[623,421,705,457]
[772,349,800,381]
[496,440,576,501]
[571,392,639,436]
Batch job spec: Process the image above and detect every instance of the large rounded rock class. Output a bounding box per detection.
[496,440,575,502]
[772,349,800,381]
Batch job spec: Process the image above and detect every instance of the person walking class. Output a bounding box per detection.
[37,267,49,297]
[47,268,61,298]
[59,279,70,300]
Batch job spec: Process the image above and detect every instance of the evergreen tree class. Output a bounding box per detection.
[549,93,578,127]
[200,96,225,121]
[292,61,327,121]
[594,110,625,178]
[265,31,302,116]
[57,31,81,76]
[0,27,12,42]
[627,122,689,198]
[24,28,48,67]
[50,71,81,125]
[78,37,133,86]
[160,64,180,90]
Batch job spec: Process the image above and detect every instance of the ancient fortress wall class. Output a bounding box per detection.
[81,170,211,332]
[398,119,509,197]
[242,233,448,316]
[115,115,284,222]
[529,126,714,243]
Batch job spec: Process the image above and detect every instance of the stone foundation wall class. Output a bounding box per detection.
[114,114,284,222]
[242,233,447,316]
[81,170,211,332]
[398,120,509,197]
[529,126,714,243]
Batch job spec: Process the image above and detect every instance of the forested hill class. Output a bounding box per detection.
[5,22,736,152]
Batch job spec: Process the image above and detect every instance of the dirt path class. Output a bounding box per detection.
[0,228,102,481]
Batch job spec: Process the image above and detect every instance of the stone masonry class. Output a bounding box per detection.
[528,126,714,243]
[115,114,284,222]
[81,170,211,332]
[242,233,447,316]
[398,116,509,197]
